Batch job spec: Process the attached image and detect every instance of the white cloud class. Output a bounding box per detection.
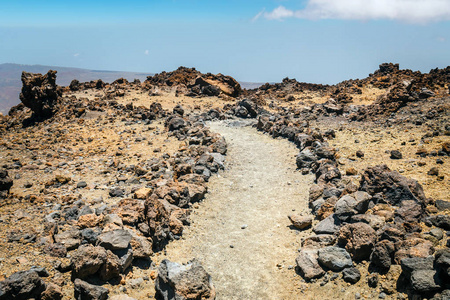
[144,50,149,55]
[437,37,446,42]
[264,6,294,20]
[252,9,265,22]
[261,0,450,23]
[74,53,80,57]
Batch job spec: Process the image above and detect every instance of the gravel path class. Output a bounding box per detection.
[158,120,313,299]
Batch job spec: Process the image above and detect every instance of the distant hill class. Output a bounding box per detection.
[0,63,264,114]
[0,63,154,114]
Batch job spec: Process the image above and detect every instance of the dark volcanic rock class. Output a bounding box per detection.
[390,150,403,159]
[426,214,450,230]
[410,270,441,293]
[238,99,258,118]
[97,230,132,250]
[370,240,395,270]
[74,279,108,300]
[318,246,353,271]
[296,149,318,169]
[155,259,215,300]
[401,256,442,293]
[0,169,13,194]
[313,214,341,235]
[395,200,425,223]
[400,256,434,277]
[167,117,186,131]
[359,164,427,206]
[19,70,61,118]
[0,269,45,300]
[342,267,361,284]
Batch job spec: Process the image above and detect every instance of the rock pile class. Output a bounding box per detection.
[143,66,242,99]
[253,105,449,298]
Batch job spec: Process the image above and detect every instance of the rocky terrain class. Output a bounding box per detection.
[0,63,448,299]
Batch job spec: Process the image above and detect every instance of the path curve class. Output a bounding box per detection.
[159,120,313,299]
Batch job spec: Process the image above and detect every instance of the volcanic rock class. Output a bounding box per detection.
[295,249,325,280]
[19,70,61,118]
[0,269,46,300]
[155,259,216,300]
[97,229,132,250]
[288,215,312,230]
[338,222,376,261]
[74,279,109,300]
[359,164,427,206]
[342,267,361,284]
[0,169,13,195]
[318,246,353,271]
[71,244,107,279]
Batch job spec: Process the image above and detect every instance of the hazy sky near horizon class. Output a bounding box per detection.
[1,0,449,84]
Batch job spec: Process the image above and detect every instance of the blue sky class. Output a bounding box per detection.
[0,0,449,84]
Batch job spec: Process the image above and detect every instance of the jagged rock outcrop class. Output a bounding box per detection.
[19,70,61,118]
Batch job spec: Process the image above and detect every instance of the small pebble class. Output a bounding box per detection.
[241,224,248,229]
[77,181,87,188]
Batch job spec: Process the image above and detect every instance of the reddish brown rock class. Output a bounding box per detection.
[394,238,434,264]
[338,222,376,261]
[288,215,313,230]
[71,244,107,279]
[114,198,145,225]
[77,214,101,229]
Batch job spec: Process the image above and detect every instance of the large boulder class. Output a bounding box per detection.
[359,165,427,206]
[155,259,215,300]
[19,70,61,118]
[0,269,46,300]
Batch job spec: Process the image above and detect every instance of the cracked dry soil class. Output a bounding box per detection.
[154,120,314,299]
